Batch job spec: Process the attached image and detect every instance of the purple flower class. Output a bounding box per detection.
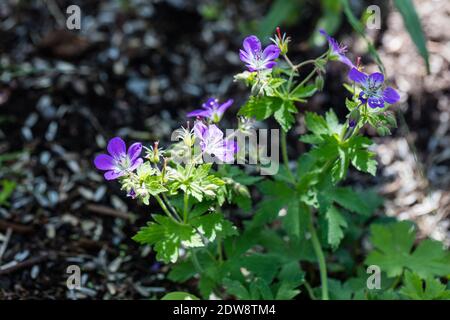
[348,68,400,108]
[239,35,280,72]
[320,29,355,69]
[127,189,137,199]
[94,137,143,180]
[193,121,238,163]
[187,98,233,123]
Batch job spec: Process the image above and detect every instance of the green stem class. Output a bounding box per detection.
[191,249,203,274]
[155,194,184,225]
[162,193,182,220]
[283,55,296,70]
[217,235,223,264]
[303,280,317,300]
[183,192,189,223]
[291,67,318,93]
[308,209,329,300]
[294,59,316,69]
[280,129,295,183]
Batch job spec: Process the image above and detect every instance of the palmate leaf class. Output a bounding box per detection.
[238,96,298,131]
[238,96,281,121]
[133,215,200,263]
[322,186,374,216]
[400,271,450,300]
[133,213,236,263]
[366,221,450,278]
[348,135,377,176]
[274,100,297,131]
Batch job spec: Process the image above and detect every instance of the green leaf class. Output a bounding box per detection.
[241,253,281,283]
[257,0,300,39]
[167,260,196,282]
[304,112,330,136]
[275,281,301,300]
[238,96,281,121]
[132,215,200,263]
[366,221,450,278]
[251,180,296,228]
[161,292,199,300]
[325,186,372,215]
[325,205,348,250]
[274,100,297,131]
[249,278,274,300]
[0,180,16,207]
[191,212,237,242]
[290,84,317,100]
[223,278,250,300]
[393,0,429,73]
[348,135,377,176]
[400,271,450,300]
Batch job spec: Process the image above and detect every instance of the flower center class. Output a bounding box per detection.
[364,79,382,98]
[115,155,131,172]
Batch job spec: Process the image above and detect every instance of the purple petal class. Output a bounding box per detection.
[193,121,207,140]
[204,124,224,142]
[202,98,219,110]
[262,44,280,61]
[187,109,212,118]
[359,91,367,104]
[368,97,385,108]
[243,35,261,55]
[262,61,277,69]
[217,99,233,116]
[369,72,384,86]
[338,55,356,69]
[383,87,400,104]
[107,137,126,158]
[104,170,125,180]
[348,68,368,84]
[129,157,143,171]
[217,140,237,163]
[239,49,251,64]
[94,154,116,170]
[246,65,257,72]
[127,142,142,161]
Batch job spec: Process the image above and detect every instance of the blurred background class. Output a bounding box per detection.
[0,0,448,299]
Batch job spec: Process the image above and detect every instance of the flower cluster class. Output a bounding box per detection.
[94,96,239,205]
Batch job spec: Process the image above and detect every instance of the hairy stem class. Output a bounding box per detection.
[308,209,329,300]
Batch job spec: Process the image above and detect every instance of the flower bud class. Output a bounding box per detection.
[376,126,390,136]
[271,27,290,55]
[315,75,324,91]
[348,108,360,127]
[385,113,397,128]
[150,141,160,163]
